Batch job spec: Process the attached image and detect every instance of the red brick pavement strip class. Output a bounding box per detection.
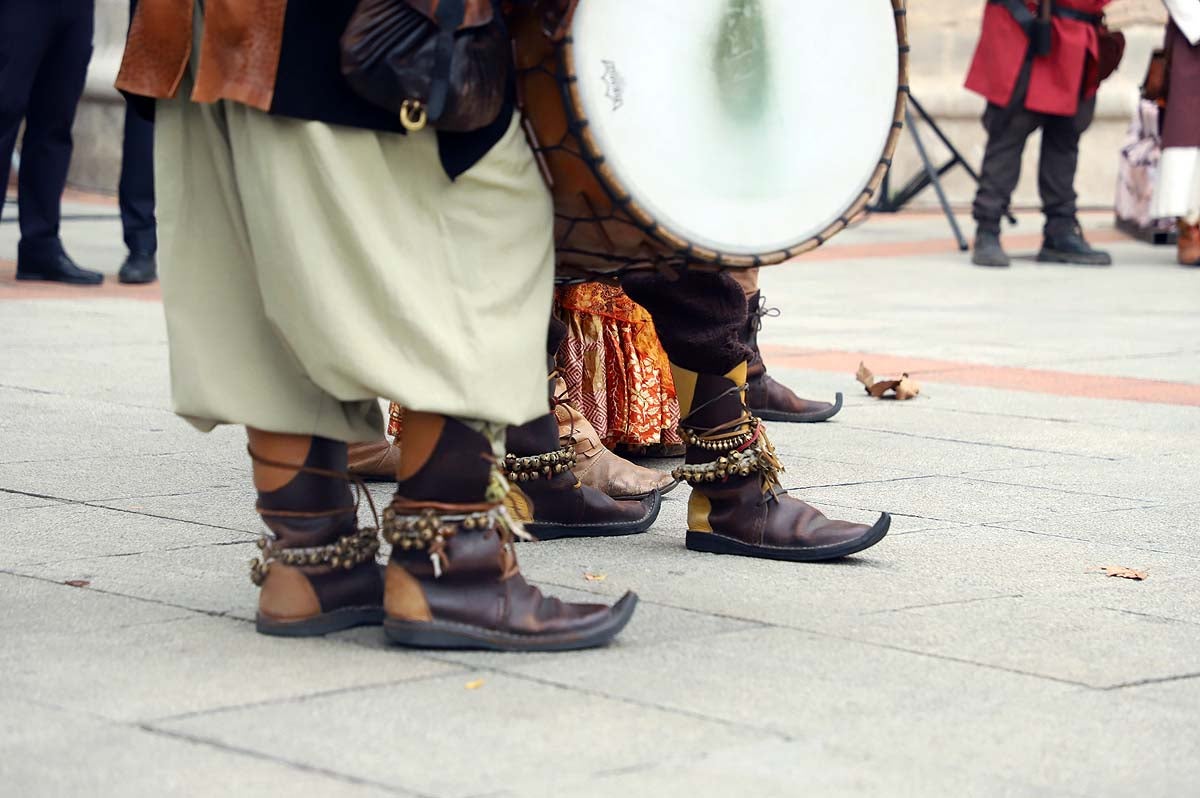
[762,346,1200,407]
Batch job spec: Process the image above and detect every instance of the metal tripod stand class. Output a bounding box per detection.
[871,90,1016,251]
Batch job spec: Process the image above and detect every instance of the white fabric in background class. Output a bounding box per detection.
[1151,147,1200,218]
[1163,0,1200,44]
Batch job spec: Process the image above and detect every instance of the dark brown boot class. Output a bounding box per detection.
[249,438,385,636]
[504,414,661,540]
[744,292,842,423]
[348,438,401,482]
[382,417,637,651]
[674,364,889,561]
[1178,220,1200,267]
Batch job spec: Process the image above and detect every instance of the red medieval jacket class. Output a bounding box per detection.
[965,0,1112,117]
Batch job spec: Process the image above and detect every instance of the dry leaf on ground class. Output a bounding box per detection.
[857,361,922,401]
[465,679,485,690]
[584,572,607,582]
[64,579,90,588]
[1100,565,1148,581]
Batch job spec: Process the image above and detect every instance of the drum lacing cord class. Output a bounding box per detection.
[677,384,788,506]
[751,295,782,333]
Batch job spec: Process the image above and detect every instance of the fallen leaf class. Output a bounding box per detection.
[465,679,485,690]
[584,572,607,582]
[855,362,875,389]
[894,374,922,401]
[856,362,921,401]
[1100,566,1148,581]
[64,580,90,588]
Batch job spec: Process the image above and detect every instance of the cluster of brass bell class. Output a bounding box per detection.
[249,527,380,586]
[678,416,760,452]
[381,505,495,552]
[503,445,577,482]
[672,445,772,485]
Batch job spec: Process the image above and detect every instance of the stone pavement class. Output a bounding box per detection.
[2,201,1199,797]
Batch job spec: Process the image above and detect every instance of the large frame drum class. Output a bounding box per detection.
[513,0,910,281]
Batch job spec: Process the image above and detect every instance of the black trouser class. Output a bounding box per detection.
[972,64,1096,237]
[119,0,155,256]
[0,0,94,264]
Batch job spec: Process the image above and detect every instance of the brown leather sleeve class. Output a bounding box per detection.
[114,0,195,100]
[191,0,288,110]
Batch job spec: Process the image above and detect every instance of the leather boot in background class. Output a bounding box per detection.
[505,413,661,539]
[250,437,385,636]
[743,292,843,423]
[552,375,677,500]
[673,363,890,562]
[348,437,401,482]
[1178,220,1200,267]
[382,417,637,651]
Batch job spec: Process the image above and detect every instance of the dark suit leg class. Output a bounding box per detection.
[1039,97,1095,238]
[0,0,53,224]
[119,101,156,255]
[15,1,93,264]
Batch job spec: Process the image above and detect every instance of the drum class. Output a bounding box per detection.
[511,0,909,281]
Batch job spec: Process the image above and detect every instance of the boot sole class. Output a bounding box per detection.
[685,513,891,562]
[256,606,385,637]
[526,490,662,541]
[1036,250,1112,266]
[753,392,843,424]
[384,592,638,652]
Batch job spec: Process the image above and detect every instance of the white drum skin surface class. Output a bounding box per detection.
[569,0,901,255]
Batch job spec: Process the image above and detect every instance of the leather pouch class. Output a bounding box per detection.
[341,0,509,133]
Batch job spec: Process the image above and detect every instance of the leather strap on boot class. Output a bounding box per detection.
[248,448,382,586]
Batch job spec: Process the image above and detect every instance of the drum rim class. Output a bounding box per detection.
[559,0,911,268]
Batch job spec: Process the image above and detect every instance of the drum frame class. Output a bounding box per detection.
[555,0,911,270]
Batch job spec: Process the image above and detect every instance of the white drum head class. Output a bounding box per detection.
[568,0,901,257]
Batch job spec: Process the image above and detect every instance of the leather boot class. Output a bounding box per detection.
[744,292,843,423]
[552,375,677,499]
[348,438,401,482]
[249,438,385,636]
[382,417,637,651]
[972,228,1011,268]
[1038,223,1112,266]
[504,414,661,540]
[1178,220,1200,267]
[674,364,890,561]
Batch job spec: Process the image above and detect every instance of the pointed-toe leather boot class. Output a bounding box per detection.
[504,413,661,540]
[249,439,385,636]
[674,364,890,561]
[552,376,677,500]
[382,417,637,651]
[744,293,842,423]
[348,438,401,482]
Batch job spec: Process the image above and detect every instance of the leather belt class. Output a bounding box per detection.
[989,0,1103,31]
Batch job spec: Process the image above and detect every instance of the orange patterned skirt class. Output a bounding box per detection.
[555,284,681,448]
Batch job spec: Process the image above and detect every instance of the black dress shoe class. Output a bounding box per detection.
[118,251,158,284]
[1038,226,1112,266]
[15,252,104,285]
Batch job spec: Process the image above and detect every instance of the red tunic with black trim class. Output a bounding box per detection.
[965,0,1112,117]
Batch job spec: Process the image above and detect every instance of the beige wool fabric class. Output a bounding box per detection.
[153,78,555,442]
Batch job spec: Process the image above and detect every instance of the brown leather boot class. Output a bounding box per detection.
[504,413,661,540]
[382,417,637,651]
[1178,221,1200,267]
[249,438,385,636]
[348,438,401,482]
[744,292,842,423]
[552,376,677,500]
[674,364,889,561]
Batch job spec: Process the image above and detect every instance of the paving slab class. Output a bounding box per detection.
[0,502,247,568]
[992,500,1200,556]
[0,452,246,502]
[0,698,398,798]
[1,605,458,723]
[156,671,756,798]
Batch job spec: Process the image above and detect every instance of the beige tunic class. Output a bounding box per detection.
[153,21,554,442]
